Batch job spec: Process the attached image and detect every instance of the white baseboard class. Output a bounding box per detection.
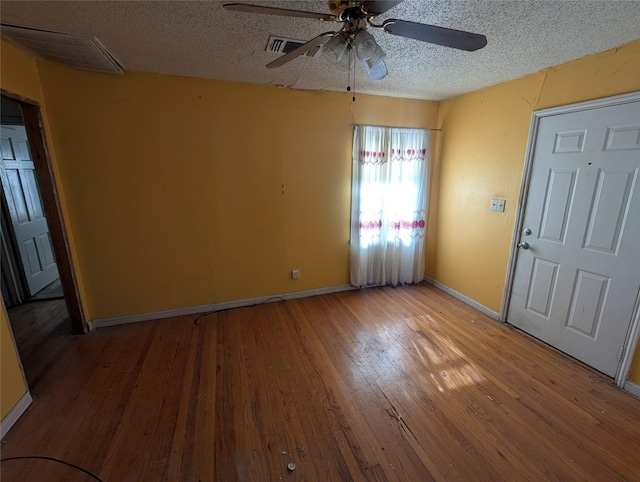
[0,391,32,439]
[423,276,500,320]
[89,284,356,329]
[624,380,640,398]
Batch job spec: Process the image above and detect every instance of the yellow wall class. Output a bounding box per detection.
[36,63,438,320]
[0,300,27,420]
[0,41,42,422]
[1,41,45,101]
[432,40,640,382]
[629,340,640,384]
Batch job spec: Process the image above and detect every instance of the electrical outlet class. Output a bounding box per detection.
[291,269,300,280]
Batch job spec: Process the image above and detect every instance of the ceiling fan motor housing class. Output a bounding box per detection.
[327,1,358,17]
[329,1,368,26]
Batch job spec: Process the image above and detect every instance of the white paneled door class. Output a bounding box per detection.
[0,125,59,296]
[507,98,640,377]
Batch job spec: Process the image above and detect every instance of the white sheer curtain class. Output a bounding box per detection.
[350,125,430,287]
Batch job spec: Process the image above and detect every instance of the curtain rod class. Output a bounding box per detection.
[351,123,442,132]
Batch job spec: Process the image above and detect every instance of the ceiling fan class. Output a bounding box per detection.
[223,1,487,80]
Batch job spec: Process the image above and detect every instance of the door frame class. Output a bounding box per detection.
[1,88,87,334]
[500,91,640,387]
[1,190,27,306]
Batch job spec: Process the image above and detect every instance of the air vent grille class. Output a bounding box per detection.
[1,24,124,74]
[266,35,322,58]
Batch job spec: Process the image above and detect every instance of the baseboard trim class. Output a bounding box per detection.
[423,276,500,320]
[624,380,640,398]
[1,391,32,439]
[89,284,356,329]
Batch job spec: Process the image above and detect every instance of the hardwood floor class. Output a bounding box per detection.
[6,298,71,390]
[1,283,639,481]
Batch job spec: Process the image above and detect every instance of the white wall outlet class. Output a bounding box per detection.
[291,269,300,280]
[490,198,506,212]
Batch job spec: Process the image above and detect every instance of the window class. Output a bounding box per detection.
[350,125,430,287]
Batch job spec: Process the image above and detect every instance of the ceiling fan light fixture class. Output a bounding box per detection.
[364,43,386,69]
[322,32,348,64]
[363,58,388,80]
[335,49,353,72]
[354,29,378,60]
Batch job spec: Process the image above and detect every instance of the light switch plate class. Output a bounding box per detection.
[490,198,506,212]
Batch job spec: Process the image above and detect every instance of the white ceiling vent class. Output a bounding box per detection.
[0,24,124,74]
[266,35,322,58]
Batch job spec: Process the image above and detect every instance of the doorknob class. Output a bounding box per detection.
[517,241,530,250]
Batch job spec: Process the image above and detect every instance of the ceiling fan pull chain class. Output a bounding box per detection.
[346,49,354,101]
[352,51,356,102]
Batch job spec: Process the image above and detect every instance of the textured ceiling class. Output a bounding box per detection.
[1,1,639,100]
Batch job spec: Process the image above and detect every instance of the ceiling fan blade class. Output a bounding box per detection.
[361,1,403,16]
[223,3,334,21]
[383,19,487,51]
[266,32,335,69]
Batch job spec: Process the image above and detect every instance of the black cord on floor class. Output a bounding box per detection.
[193,296,287,325]
[0,456,103,481]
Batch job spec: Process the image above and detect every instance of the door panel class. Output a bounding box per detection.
[539,168,576,242]
[24,168,44,219]
[24,237,43,275]
[525,257,559,319]
[40,232,57,268]
[0,125,59,296]
[5,168,30,222]
[565,270,608,337]
[508,100,640,377]
[583,169,634,253]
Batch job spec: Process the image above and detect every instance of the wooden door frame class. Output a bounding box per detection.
[1,190,27,305]
[1,89,87,334]
[500,91,640,387]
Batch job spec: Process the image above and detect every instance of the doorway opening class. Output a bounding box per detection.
[1,98,62,304]
[1,91,86,388]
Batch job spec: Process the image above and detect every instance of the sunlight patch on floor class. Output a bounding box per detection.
[430,362,485,392]
[408,315,486,391]
[360,314,486,391]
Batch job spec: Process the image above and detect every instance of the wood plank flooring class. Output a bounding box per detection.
[1,283,639,481]
[6,298,71,390]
